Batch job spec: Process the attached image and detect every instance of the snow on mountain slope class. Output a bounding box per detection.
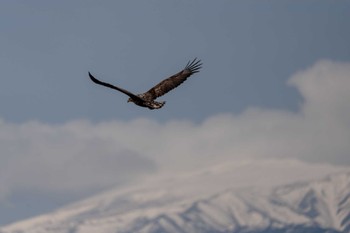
[0,161,349,233]
[137,172,349,233]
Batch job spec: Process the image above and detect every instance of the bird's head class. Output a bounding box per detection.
[127,98,133,103]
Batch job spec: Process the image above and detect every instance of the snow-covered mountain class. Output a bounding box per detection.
[1,167,349,233]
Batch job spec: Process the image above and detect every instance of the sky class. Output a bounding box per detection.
[0,0,350,226]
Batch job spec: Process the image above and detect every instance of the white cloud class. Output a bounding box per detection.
[0,120,156,200]
[0,60,350,201]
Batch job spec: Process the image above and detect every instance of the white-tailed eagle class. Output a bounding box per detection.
[89,58,202,109]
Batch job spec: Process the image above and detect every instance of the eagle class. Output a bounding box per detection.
[89,58,202,109]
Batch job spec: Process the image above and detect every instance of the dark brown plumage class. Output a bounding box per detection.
[89,58,202,109]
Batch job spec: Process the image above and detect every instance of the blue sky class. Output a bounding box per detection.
[0,0,350,226]
[1,1,349,123]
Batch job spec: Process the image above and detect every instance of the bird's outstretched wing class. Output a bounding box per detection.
[88,72,144,102]
[142,58,202,100]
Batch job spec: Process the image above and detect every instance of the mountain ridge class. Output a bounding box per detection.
[1,171,349,233]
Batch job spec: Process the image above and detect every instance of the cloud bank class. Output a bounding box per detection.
[0,60,350,201]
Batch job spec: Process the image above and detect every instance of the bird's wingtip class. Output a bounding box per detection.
[88,72,95,79]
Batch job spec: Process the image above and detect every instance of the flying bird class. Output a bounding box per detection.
[89,58,202,109]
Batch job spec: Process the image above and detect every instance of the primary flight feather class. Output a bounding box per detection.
[89,58,202,109]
